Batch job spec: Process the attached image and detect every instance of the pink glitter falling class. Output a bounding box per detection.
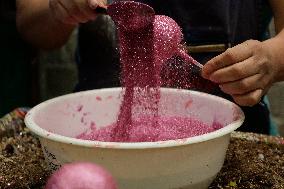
[108,1,158,141]
[78,1,221,143]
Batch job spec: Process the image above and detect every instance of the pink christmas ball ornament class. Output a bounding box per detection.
[153,15,202,69]
[45,162,117,189]
[153,15,184,64]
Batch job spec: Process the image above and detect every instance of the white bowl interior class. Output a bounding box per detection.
[31,88,243,139]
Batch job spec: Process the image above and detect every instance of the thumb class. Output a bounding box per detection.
[88,0,107,9]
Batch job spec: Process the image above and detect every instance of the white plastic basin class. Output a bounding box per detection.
[25,88,244,189]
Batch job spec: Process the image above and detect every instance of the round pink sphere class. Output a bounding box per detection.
[154,15,183,62]
[45,162,117,189]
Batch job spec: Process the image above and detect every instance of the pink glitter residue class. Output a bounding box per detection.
[96,96,102,101]
[77,115,223,142]
[77,105,83,112]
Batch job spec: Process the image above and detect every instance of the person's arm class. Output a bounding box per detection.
[16,0,106,50]
[201,0,284,106]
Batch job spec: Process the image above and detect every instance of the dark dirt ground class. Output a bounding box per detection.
[1,118,284,189]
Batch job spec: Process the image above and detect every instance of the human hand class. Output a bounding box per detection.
[49,0,107,25]
[202,40,279,106]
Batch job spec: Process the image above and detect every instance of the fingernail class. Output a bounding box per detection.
[201,63,212,79]
[201,69,209,79]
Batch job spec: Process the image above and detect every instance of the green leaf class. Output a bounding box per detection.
[229,181,237,187]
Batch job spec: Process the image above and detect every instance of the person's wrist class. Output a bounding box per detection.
[263,35,284,82]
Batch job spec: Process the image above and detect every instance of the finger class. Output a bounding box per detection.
[50,0,78,25]
[61,0,89,23]
[96,0,107,7]
[209,56,260,83]
[232,89,263,107]
[219,74,263,95]
[99,0,107,7]
[88,0,98,9]
[77,0,97,21]
[202,40,258,79]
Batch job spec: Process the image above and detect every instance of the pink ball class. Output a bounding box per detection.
[153,15,183,65]
[45,162,117,189]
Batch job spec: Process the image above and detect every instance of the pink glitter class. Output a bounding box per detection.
[108,1,158,141]
[77,115,222,142]
[96,96,102,101]
[108,1,155,32]
[153,15,183,67]
[81,1,219,142]
[77,105,83,112]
